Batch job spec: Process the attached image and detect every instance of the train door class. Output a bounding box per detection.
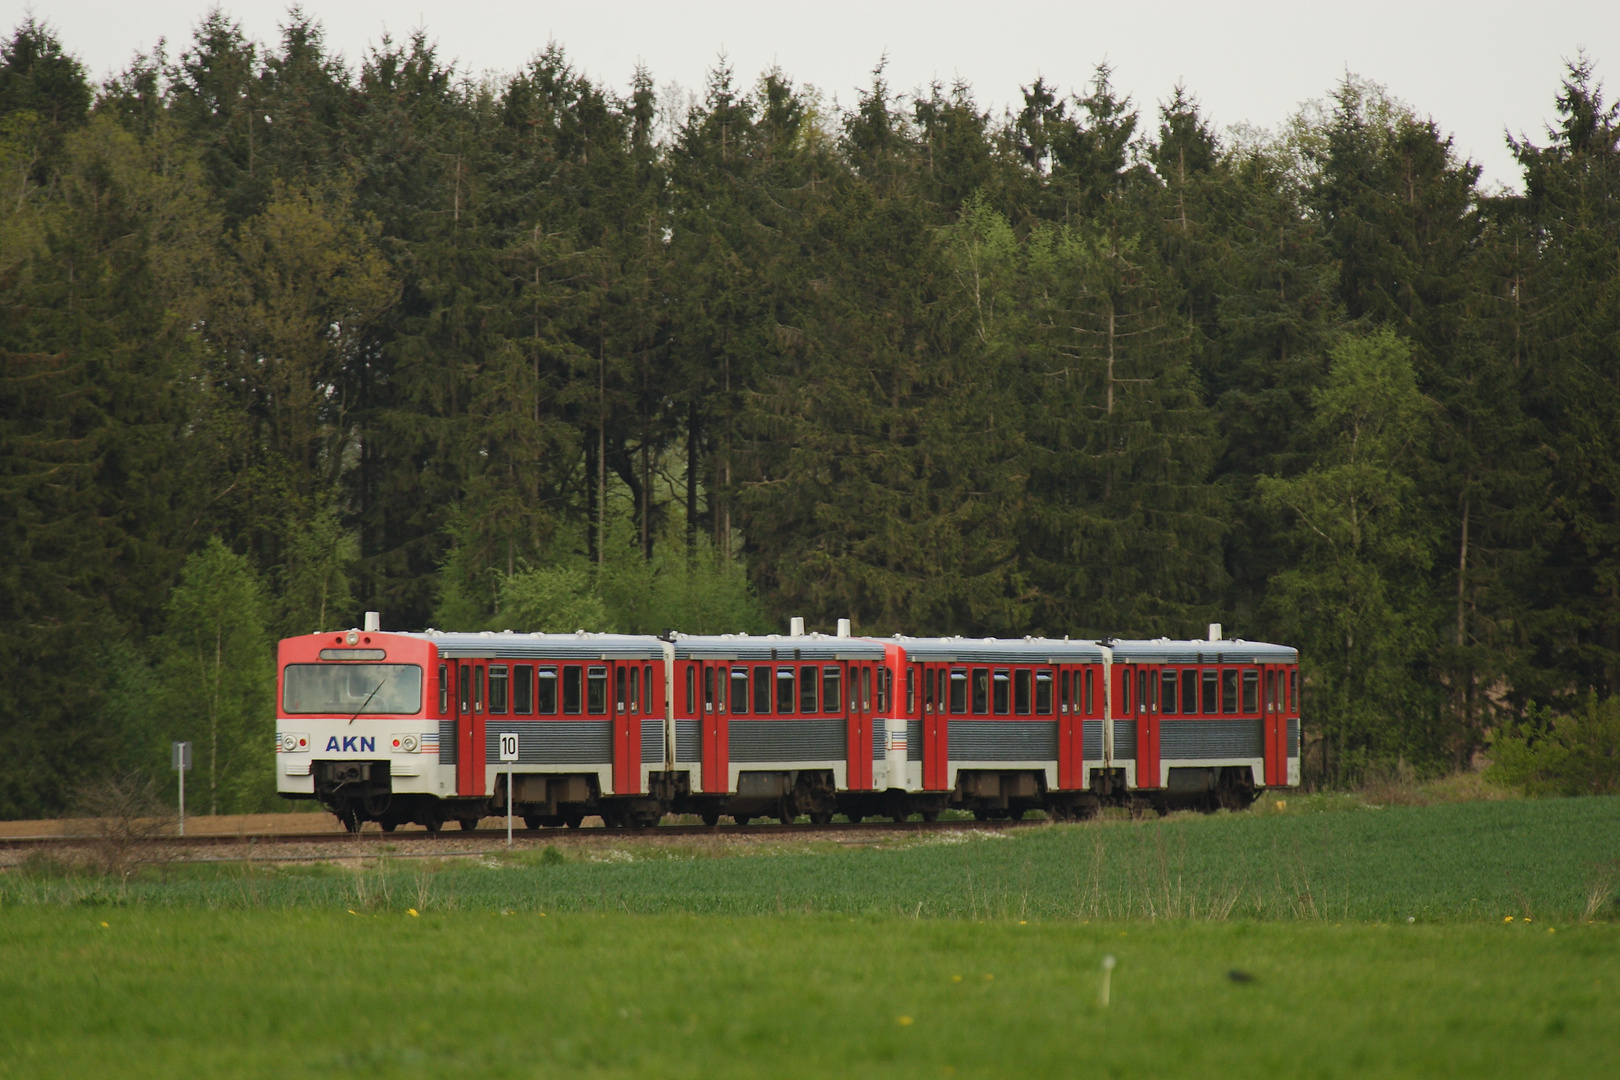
[920,663,949,790]
[843,661,865,789]
[1119,664,1160,789]
[611,661,640,796]
[456,659,488,797]
[699,661,729,793]
[1056,666,1078,790]
[1261,663,1285,786]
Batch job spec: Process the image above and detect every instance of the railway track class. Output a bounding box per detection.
[0,816,1039,852]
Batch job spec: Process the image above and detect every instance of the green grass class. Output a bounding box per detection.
[0,909,1614,1079]
[8,796,1618,922]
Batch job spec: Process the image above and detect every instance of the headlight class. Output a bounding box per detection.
[280,734,297,752]
[392,733,419,753]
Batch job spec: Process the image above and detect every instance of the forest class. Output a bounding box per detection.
[2,13,1617,817]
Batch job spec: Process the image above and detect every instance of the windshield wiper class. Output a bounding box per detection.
[348,674,391,725]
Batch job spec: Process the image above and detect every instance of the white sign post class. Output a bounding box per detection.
[498,732,519,848]
[172,741,192,836]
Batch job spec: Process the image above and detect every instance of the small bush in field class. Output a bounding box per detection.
[1489,695,1620,797]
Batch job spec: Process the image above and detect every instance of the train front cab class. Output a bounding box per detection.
[672,633,887,825]
[1108,633,1300,811]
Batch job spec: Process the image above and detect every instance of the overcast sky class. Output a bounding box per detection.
[13,1,1618,190]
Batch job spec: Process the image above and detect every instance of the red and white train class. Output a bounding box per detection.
[276,616,1300,831]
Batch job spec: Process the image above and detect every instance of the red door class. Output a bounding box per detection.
[845,662,871,790]
[700,662,728,793]
[1057,667,1078,790]
[456,660,488,797]
[1124,665,1160,789]
[612,662,640,796]
[1261,664,1284,786]
[922,664,949,790]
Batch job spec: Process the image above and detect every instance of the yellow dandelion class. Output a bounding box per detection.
[1524,917,1533,923]
[1504,916,1514,923]
[1548,927,1556,934]
[897,1016,914,1026]
[407,908,419,917]
[1275,800,1287,811]
[100,921,109,928]
[951,975,963,983]
[1019,920,1027,925]
[347,909,358,915]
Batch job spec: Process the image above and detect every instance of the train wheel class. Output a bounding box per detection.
[564,813,585,829]
[809,812,833,825]
[845,813,864,824]
[459,818,480,831]
[523,816,544,830]
[733,815,750,826]
[380,821,397,833]
[972,808,989,822]
[702,813,720,827]
[920,809,940,823]
[424,816,442,834]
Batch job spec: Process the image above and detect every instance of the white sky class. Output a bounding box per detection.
[12,0,1619,190]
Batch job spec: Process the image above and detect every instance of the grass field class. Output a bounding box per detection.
[0,910,1615,1079]
[2,796,1617,1077]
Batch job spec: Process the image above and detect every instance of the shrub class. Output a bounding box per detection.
[1489,695,1620,796]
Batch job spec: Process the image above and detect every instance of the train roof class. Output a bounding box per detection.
[402,630,666,660]
[886,636,1109,664]
[671,633,886,661]
[1104,638,1298,664]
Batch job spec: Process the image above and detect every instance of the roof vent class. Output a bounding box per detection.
[1208,623,1222,642]
[364,611,380,632]
[836,618,851,638]
[790,617,805,636]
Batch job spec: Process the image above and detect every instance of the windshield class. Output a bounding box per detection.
[282,664,423,715]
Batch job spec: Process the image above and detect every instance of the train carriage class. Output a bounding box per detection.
[277,623,670,831]
[1107,629,1300,810]
[880,637,1111,820]
[670,629,887,825]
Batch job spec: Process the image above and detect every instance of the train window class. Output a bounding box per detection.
[1160,669,1177,715]
[1265,670,1276,712]
[563,666,583,714]
[906,668,916,714]
[1034,671,1052,715]
[1181,670,1198,715]
[753,666,771,713]
[459,665,471,713]
[1135,669,1148,714]
[993,670,1012,714]
[703,666,715,713]
[1221,669,1238,714]
[684,666,695,715]
[822,666,841,714]
[475,667,484,712]
[629,666,639,714]
[716,666,728,713]
[731,667,749,714]
[646,666,656,712]
[950,670,968,714]
[972,669,990,714]
[1060,670,1071,713]
[537,667,558,714]
[862,667,872,711]
[923,669,935,712]
[587,666,608,714]
[1202,669,1218,714]
[1242,670,1259,713]
[1085,668,1094,715]
[1120,670,1130,715]
[1014,670,1032,715]
[514,665,533,714]
[489,666,509,714]
[1290,670,1298,713]
[615,666,627,713]
[801,665,820,713]
[777,667,795,714]
[439,665,449,715]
